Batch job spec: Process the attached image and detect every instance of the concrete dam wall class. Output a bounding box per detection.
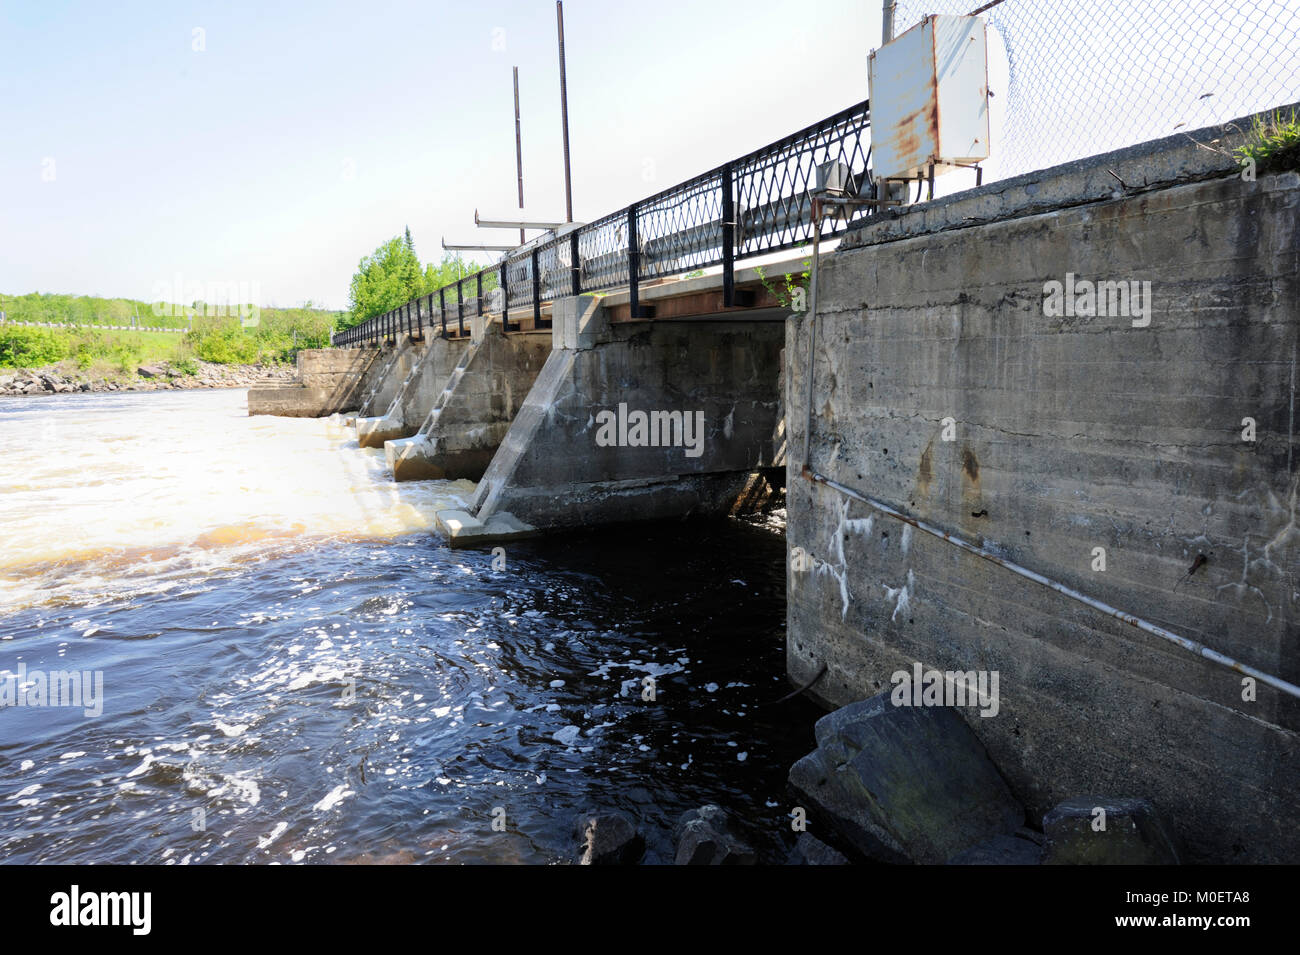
[247,347,385,417]
[787,136,1300,861]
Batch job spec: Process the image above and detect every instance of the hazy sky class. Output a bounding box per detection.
[1,0,884,310]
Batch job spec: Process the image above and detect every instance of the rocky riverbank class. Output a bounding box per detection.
[0,360,295,397]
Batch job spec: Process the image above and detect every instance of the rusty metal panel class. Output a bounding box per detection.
[869,15,989,182]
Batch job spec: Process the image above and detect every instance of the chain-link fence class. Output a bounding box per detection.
[894,0,1300,182]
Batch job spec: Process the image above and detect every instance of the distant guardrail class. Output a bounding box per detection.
[0,318,188,333]
[333,99,873,347]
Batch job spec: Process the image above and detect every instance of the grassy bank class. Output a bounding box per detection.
[0,291,344,375]
[1,311,340,374]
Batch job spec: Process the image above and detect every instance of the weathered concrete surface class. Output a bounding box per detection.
[248,347,383,417]
[354,336,469,448]
[787,119,1300,863]
[386,325,551,481]
[468,294,786,532]
[788,694,1024,864]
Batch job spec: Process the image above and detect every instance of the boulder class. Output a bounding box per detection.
[137,364,166,378]
[786,832,850,865]
[673,805,756,865]
[787,692,1024,864]
[947,830,1045,865]
[575,811,644,865]
[1042,797,1180,865]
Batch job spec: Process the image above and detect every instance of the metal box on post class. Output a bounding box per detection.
[868,14,990,183]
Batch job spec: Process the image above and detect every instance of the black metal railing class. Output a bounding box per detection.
[332,99,871,347]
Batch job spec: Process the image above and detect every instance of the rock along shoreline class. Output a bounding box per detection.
[0,360,295,397]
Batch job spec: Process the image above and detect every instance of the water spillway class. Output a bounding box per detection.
[0,388,808,864]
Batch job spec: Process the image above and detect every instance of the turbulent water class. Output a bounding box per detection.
[0,388,815,864]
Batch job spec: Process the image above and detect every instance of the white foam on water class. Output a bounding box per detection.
[312,784,353,812]
[0,389,475,611]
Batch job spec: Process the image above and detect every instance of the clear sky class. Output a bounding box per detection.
[0,0,884,310]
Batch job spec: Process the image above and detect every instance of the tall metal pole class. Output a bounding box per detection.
[882,0,896,42]
[513,66,525,246]
[556,1,573,222]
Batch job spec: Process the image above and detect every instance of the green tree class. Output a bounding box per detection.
[336,230,505,332]
[421,252,499,303]
[345,235,424,327]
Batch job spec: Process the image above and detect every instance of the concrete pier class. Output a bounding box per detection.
[451,294,786,541]
[354,335,469,448]
[248,347,385,417]
[354,335,423,420]
[386,322,551,481]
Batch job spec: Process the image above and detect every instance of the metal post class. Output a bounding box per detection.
[439,287,447,338]
[513,66,526,246]
[570,230,581,296]
[557,1,573,222]
[457,279,464,336]
[501,261,511,332]
[882,0,896,42]
[721,163,735,308]
[532,249,541,327]
[477,271,484,316]
[628,203,641,317]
